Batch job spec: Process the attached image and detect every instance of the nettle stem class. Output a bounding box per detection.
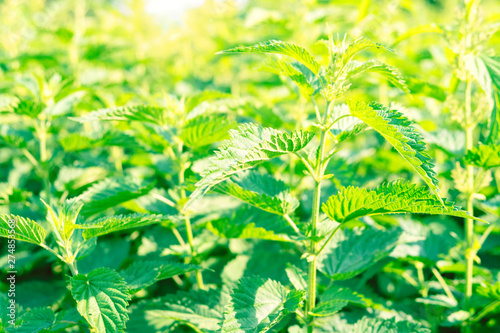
[306,101,330,330]
[178,143,205,290]
[42,221,79,276]
[37,116,51,201]
[464,78,475,312]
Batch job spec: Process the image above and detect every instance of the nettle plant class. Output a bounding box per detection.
[179,36,486,332]
[436,0,500,329]
[0,92,234,332]
[0,197,203,332]
[72,91,237,291]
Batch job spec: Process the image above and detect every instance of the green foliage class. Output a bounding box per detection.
[285,264,307,291]
[9,99,43,119]
[318,227,401,280]
[71,268,130,333]
[344,60,410,94]
[59,132,138,152]
[9,308,78,333]
[2,1,500,332]
[321,180,483,223]
[120,261,202,292]
[465,143,500,169]
[338,37,394,67]
[482,56,500,144]
[206,206,293,242]
[311,285,368,316]
[465,55,500,143]
[219,40,321,74]
[221,277,305,333]
[188,123,314,204]
[75,105,170,126]
[213,171,299,216]
[349,317,431,333]
[0,213,46,245]
[76,178,154,216]
[184,91,231,113]
[180,115,235,149]
[261,57,319,96]
[82,213,172,239]
[348,100,442,201]
[129,290,226,332]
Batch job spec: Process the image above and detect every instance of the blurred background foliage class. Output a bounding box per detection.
[1,0,499,215]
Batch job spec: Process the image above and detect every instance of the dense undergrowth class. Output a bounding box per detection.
[1,0,500,332]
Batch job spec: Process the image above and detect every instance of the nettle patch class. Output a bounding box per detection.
[1,34,492,333]
[1,1,500,333]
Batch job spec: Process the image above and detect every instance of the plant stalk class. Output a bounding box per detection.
[284,214,302,236]
[431,267,457,303]
[464,79,474,312]
[67,260,79,276]
[178,143,205,290]
[306,102,330,331]
[36,116,51,201]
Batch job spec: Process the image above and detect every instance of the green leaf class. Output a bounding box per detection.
[188,123,314,205]
[416,295,457,308]
[219,39,321,74]
[77,239,130,274]
[54,166,108,193]
[82,213,172,239]
[466,55,500,144]
[477,281,500,300]
[59,132,138,152]
[348,100,442,202]
[70,267,130,333]
[489,90,500,144]
[40,198,98,241]
[291,62,322,94]
[350,317,431,333]
[15,280,67,309]
[318,227,401,280]
[74,105,169,126]
[310,300,347,317]
[340,37,394,66]
[180,115,235,149]
[76,178,154,216]
[120,261,201,292]
[0,213,46,245]
[184,90,231,113]
[0,184,31,205]
[9,308,79,333]
[44,90,85,116]
[285,264,307,291]
[391,24,443,47]
[406,77,447,101]
[208,220,291,242]
[311,285,367,317]
[221,277,305,333]
[1,293,14,331]
[321,180,483,224]
[344,60,410,94]
[465,143,500,169]
[260,57,317,95]
[10,99,43,118]
[330,104,367,143]
[0,126,31,149]
[207,206,294,242]
[128,290,225,332]
[213,171,298,215]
